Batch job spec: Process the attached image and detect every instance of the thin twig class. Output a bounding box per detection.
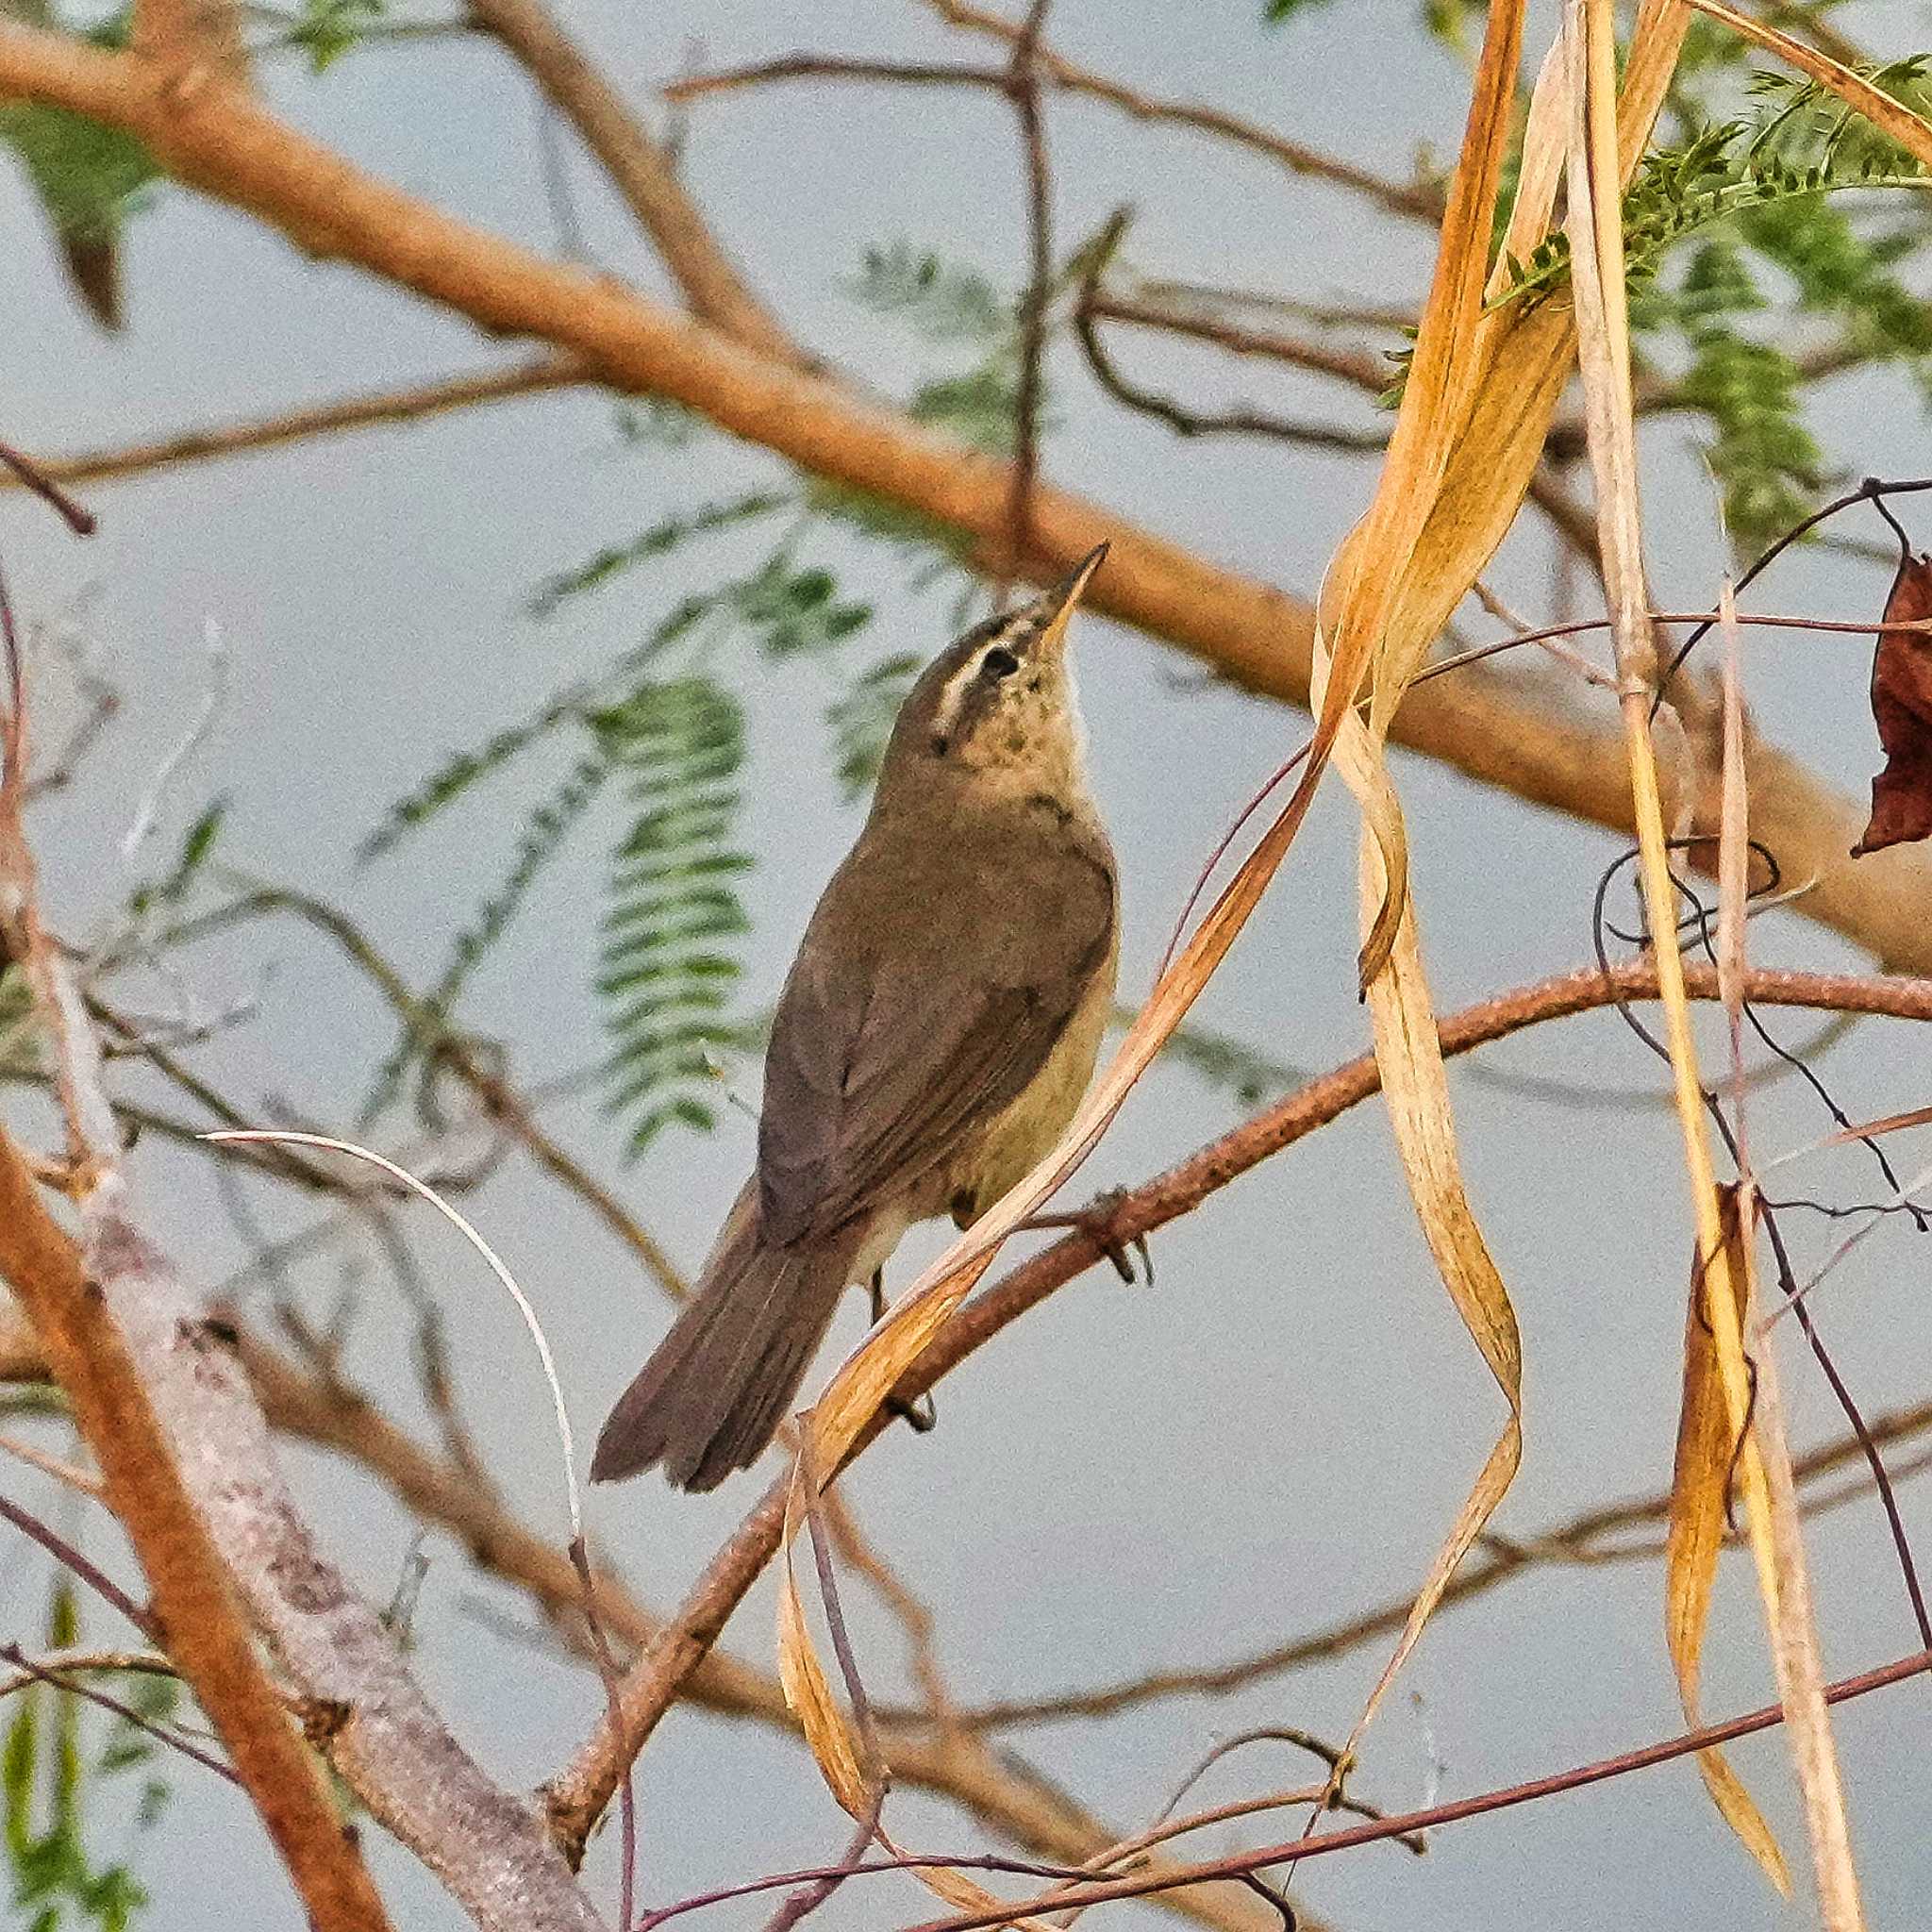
[189,1332,1274,1932]
[0,1489,156,1635]
[1,14,1927,989]
[0,606,594,1927]
[590,1648,1932,1930]
[0,1642,239,1785]
[0,438,95,532]
[172,882,691,1299]
[922,0,1444,222]
[667,55,1000,100]
[1078,293,1390,393]
[0,1644,175,1694]
[0,616,403,1926]
[122,618,229,857]
[0,1426,103,1496]
[1657,475,1932,707]
[1001,0,1054,581]
[758,1793,887,1932]
[540,959,1932,1860]
[202,1129,582,1536]
[817,1489,957,1724]
[467,0,803,364]
[1074,296,1388,453]
[0,362,587,496]
[1069,215,1396,454]
[897,1648,1932,1931]
[950,1391,1932,1726]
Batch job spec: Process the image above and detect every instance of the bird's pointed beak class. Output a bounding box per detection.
[1032,541,1108,657]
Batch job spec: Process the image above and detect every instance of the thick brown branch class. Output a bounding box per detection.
[0,712,598,1926]
[0,615,391,1921]
[465,0,801,362]
[539,959,1932,1859]
[0,1148,396,1931]
[134,0,249,82]
[0,24,1927,977]
[0,1301,42,1378]
[0,1162,606,1931]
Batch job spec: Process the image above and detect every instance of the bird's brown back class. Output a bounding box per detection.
[756,776,1117,1248]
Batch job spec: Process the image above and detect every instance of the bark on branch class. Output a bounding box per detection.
[0,715,603,1929]
[0,1149,398,1932]
[0,1168,608,1931]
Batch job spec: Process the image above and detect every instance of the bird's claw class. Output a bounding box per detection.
[888,1390,939,1434]
[867,1268,939,1434]
[1021,1188,1152,1285]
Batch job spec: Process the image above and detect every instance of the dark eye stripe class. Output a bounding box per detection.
[980,646,1022,680]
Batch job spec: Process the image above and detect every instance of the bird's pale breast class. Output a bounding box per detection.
[938,925,1118,1223]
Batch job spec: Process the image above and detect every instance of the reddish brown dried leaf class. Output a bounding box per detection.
[1854,550,1932,857]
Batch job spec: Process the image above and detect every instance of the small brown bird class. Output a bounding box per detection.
[591,545,1118,1491]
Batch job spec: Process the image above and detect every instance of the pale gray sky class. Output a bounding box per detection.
[4,3,1932,1929]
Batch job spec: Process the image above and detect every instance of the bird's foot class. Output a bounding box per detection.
[890,1389,939,1434]
[1019,1187,1151,1285]
[866,1268,938,1434]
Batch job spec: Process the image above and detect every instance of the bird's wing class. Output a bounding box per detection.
[756,835,1114,1248]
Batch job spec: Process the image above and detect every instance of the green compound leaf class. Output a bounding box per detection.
[591,675,756,1153]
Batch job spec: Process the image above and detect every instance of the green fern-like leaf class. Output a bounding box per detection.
[365,749,611,1120]
[360,574,741,872]
[908,363,1031,455]
[1743,55,1932,176]
[1666,236,1824,547]
[358,709,585,862]
[1456,68,1932,545]
[1740,192,1932,367]
[1488,68,1932,319]
[127,797,227,916]
[825,652,921,801]
[426,752,612,1019]
[0,14,156,249]
[808,356,1032,552]
[1681,340,1821,545]
[286,0,385,70]
[850,241,1008,341]
[527,490,791,618]
[608,398,708,447]
[811,239,1034,555]
[1142,1011,1305,1108]
[724,550,874,658]
[592,676,754,1152]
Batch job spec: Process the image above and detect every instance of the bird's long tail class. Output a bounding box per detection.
[591,1184,858,1492]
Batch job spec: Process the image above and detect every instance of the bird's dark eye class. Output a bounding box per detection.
[980,646,1022,681]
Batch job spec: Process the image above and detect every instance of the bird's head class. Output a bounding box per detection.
[878,543,1108,807]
